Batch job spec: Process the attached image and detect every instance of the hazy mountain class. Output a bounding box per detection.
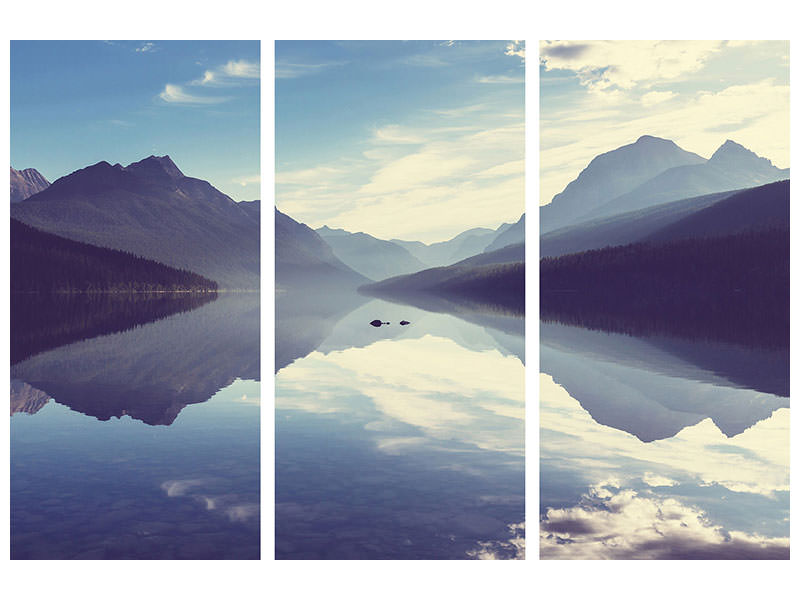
[391,227,499,267]
[276,209,369,289]
[10,156,259,289]
[316,226,427,280]
[541,189,737,257]
[484,214,525,252]
[454,242,524,267]
[10,166,50,203]
[540,135,705,233]
[644,179,788,243]
[585,140,789,220]
[541,180,788,257]
[361,261,524,314]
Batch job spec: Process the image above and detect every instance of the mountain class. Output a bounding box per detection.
[361,260,524,313]
[316,226,427,280]
[453,242,524,267]
[540,135,705,233]
[10,166,50,203]
[11,218,218,293]
[10,156,259,289]
[541,189,737,257]
[585,140,789,220]
[484,214,525,252]
[645,179,788,244]
[541,180,788,257]
[275,209,369,289]
[391,227,500,267]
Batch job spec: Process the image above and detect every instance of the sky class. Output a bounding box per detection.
[540,40,790,205]
[11,40,260,202]
[275,40,525,244]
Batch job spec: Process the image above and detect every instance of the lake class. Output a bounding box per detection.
[539,319,789,559]
[10,293,260,559]
[275,292,525,559]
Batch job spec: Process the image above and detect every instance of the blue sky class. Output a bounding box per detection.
[11,40,260,201]
[540,41,790,205]
[276,40,525,243]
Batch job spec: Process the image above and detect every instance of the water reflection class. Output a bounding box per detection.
[10,293,260,559]
[540,319,789,560]
[276,292,524,559]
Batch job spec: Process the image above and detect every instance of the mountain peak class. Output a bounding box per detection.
[709,140,774,168]
[125,155,184,179]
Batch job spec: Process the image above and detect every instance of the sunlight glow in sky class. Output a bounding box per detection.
[276,40,525,243]
[539,40,789,205]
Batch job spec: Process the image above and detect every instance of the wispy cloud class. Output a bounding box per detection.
[275,60,347,79]
[135,42,156,53]
[277,99,523,242]
[195,59,260,86]
[477,75,524,85]
[159,84,229,105]
[233,174,260,187]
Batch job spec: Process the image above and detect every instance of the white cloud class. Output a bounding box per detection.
[159,84,228,105]
[135,42,156,53]
[504,41,525,61]
[477,75,524,84]
[540,486,789,559]
[194,59,260,86]
[640,90,677,106]
[233,174,260,187]
[275,60,347,79]
[540,40,724,91]
[277,102,524,242]
[468,522,525,559]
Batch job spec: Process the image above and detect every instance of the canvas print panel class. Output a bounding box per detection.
[275,40,525,560]
[10,40,261,560]
[539,40,789,560]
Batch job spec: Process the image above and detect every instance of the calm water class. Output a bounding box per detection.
[276,292,525,559]
[10,293,260,559]
[540,320,789,559]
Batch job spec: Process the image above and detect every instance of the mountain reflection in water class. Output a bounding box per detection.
[276,288,525,559]
[10,293,260,559]
[540,311,789,560]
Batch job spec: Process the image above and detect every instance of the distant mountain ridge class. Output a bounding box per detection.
[316,226,427,280]
[10,166,50,203]
[11,156,259,289]
[276,209,369,289]
[541,136,788,233]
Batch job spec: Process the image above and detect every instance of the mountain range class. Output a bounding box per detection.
[541,136,788,233]
[11,156,259,289]
[10,166,50,203]
[275,208,369,289]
